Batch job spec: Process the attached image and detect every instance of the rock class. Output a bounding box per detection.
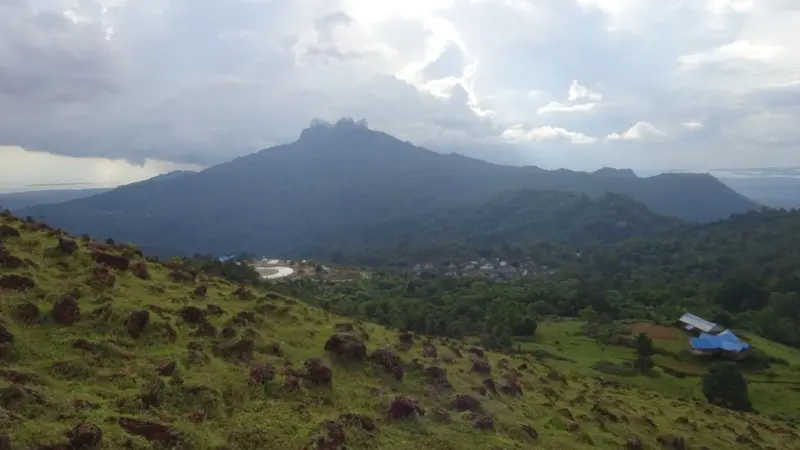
[125,310,150,338]
[431,407,451,423]
[92,252,130,270]
[303,358,333,386]
[249,363,276,386]
[482,378,497,394]
[448,345,463,359]
[369,347,403,380]
[0,225,21,238]
[422,344,438,358]
[206,304,224,315]
[88,267,115,290]
[423,366,451,389]
[656,434,686,450]
[52,294,80,325]
[156,361,177,376]
[0,248,24,269]
[130,262,150,280]
[522,424,539,440]
[221,327,237,339]
[67,421,103,448]
[452,394,482,412]
[11,301,39,324]
[0,321,14,344]
[324,333,367,360]
[388,395,424,419]
[471,415,495,430]
[169,270,195,283]
[566,422,580,432]
[0,274,35,291]
[179,306,206,324]
[117,417,181,443]
[309,419,346,450]
[221,339,254,361]
[471,360,492,375]
[398,331,414,348]
[497,358,509,370]
[232,311,256,325]
[0,435,10,450]
[194,285,208,297]
[339,413,377,432]
[469,346,485,358]
[56,238,79,254]
[264,342,282,356]
[500,376,523,397]
[233,285,254,300]
[621,437,644,449]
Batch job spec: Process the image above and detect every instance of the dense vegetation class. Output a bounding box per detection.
[18,119,756,257]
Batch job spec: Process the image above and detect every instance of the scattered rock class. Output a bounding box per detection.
[452,394,482,412]
[179,306,206,324]
[303,358,333,386]
[424,366,451,389]
[156,361,177,376]
[125,310,150,338]
[522,424,539,441]
[497,358,509,370]
[469,346,485,358]
[398,331,413,348]
[0,274,35,291]
[626,437,644,450]
[448,345,463,359]
[388,396,424,420]
[52,294,80,325]
[206,304,224,315]
[431,407,452,423]
[117,417,181,443]
[0,248,24,269]
[194,285,208,297]
[500,376,522,397]
[92,252,130,271]
[221,327,237,339]
[88,267,115,290]
[369,347,404,380]
[169,270,195,283]
[339,413,377,432]
[656,434,686,450]
[11,301,39,324]
[221,339,254,361]
[471,359,491,375]
[482,378,497,394]
[471,415,495,430]
[67,421,103,448]
[249,363,276,386]
[233,285,254,300]
[566,422,580,432]
[232,311,256,325]
[309,419,346,450]
[0,225,21,238]
[130,262,150,280]
[422,344,438,358]
[324,333,367,360]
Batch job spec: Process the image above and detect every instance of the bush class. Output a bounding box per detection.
[702,362,752,412]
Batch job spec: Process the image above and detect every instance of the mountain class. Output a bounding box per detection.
[720,176,800,209]
[292,189,683,261]
[18,118,759,257]
[0,188,111,211]
[2,212,800,448]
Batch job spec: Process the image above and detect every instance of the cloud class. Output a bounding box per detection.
[502,125,598,144]
[1,0,800,181]
[682,121,705,130]
[0,146,202,193]
[606,121,666,141]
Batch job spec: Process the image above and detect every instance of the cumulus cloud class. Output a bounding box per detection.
[606,121,666,141]
[1,0,800,182]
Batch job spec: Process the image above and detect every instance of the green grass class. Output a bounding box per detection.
[1,213,800,449]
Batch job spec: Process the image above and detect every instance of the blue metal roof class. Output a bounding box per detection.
[690,330,750,352]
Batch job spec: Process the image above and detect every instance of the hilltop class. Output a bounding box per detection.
[17,119,757,257]
[2,213,800,449]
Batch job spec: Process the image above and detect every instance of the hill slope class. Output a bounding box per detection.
[2,213,800,448]
[292,190,682,262]
[18,119,757,257]
[0,188,111,211]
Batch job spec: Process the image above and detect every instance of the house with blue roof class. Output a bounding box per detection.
[689,329,752,360]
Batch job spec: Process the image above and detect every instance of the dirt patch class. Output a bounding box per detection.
[630,323,686,342]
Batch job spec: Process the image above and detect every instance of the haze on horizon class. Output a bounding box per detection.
[2,0,800,190]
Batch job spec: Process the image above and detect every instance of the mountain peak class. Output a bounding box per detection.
[593,167,638,178]
[297,117,372,143]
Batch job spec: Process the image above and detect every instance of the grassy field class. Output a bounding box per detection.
[1,212,799,449]
[523,319,800,418]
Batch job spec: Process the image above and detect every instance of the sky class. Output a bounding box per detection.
[2,0,799,190]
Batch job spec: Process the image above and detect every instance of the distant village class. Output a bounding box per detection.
[411,257,556,282]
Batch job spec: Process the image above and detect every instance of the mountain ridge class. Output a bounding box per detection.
[18,119,759,256]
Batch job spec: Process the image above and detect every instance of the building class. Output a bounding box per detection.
[690,329,752,361]
[678,312,725,335]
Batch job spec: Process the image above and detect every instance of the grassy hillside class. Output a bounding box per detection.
[1,212,799,449]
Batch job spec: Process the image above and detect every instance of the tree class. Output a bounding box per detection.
[633,332,654,373]
[702,362,752,412]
